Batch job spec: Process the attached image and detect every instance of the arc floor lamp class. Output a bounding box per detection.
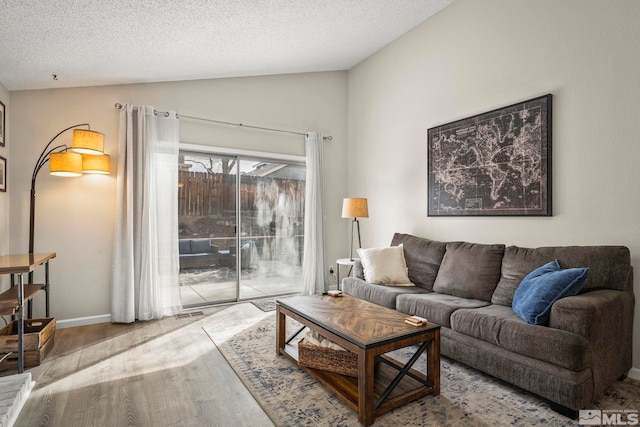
[29,124,110,256]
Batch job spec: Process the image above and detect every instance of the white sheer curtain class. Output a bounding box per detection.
[301,132,327,295]
[111,105,182,323]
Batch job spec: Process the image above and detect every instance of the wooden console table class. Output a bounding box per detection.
[0,252,56,373]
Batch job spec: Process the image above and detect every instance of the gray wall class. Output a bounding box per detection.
[8,71,348,321]
[347,0,640,377]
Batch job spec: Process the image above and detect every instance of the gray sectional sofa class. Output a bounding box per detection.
[342,233,635,416]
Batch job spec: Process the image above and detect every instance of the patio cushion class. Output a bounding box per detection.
[191,238,213,254]
[179,239,192,254]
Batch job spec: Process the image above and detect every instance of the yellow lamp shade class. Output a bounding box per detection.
[82,154,111,174]
[341,198,369,218]
[72,129,105,155]
[50,152,83,176]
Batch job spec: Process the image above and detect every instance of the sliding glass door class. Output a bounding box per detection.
[237,159,305,300]
[178,152,239,305]
[178,150,304,307]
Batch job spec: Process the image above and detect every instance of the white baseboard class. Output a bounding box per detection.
[56,314,111,329]
[628,367,640,381]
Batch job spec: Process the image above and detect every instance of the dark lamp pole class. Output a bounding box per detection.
[29,124,92,255]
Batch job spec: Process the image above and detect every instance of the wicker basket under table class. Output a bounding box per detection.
[297,338,358,377]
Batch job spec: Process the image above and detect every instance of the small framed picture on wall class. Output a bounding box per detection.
[0,100,5,147]
[0,155,6,192]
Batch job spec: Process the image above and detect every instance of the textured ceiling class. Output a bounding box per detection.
[0,0,453,91]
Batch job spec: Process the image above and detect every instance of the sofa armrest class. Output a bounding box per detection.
[342,276,367,288]
[549,289,634,340]
[549,289,634,396]
[341,277,368,296]
[353,259,365,280]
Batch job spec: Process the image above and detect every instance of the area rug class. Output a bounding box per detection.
[250,296,295,312]
[205,314,640,427]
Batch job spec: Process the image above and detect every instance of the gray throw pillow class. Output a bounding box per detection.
[390,233,447,290]
[433,241,505,301]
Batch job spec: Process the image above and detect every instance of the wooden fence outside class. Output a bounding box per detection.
[178,170,305,218]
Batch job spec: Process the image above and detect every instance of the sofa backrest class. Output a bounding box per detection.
[379,233,632,306]
[492,245,632,306]
[432,241,505,302]
[390,233,447,290]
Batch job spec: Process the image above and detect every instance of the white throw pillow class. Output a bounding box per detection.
[357,244,413,286]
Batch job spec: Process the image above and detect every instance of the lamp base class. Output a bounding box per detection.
[349,218,362,261]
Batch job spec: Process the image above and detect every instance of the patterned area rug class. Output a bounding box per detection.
[250,296,295,312]
[205,314,640,427]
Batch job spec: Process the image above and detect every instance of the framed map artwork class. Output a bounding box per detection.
[428,94,551,216]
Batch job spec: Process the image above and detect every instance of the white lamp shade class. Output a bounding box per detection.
[50,152,83,176]
[82,154,111,174]
[341,198,369,218]
[72,129,104,155]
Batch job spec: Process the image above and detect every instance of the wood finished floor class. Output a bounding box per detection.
[3,304,275,427]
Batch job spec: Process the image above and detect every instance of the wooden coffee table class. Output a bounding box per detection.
[276,295,440,427]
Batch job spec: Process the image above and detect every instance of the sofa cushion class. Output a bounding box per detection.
[450,305,591,371]
[341,277,430,309]
[491,245,630,306]
[512,260,588,325]
[357,245,412,286]
[432,242,505,301]
[390,233,447,290]
[492,246,553,306]
[396,293,490,328]
[191,238,213,254]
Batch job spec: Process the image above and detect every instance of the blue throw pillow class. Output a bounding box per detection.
[512,260,589,325]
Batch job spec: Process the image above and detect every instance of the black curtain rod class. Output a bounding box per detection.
[114,103,332,140]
